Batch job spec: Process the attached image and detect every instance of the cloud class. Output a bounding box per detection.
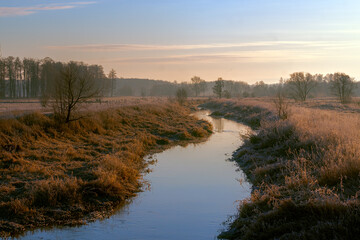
[45,40,360,66]
[0,2,96,17]
[45,40,359,52]
[102,49,322,65]
[44,41,307,51]
[105,54,251,64]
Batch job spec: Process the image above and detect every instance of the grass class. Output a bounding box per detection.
[202,99,360,239]
[0,101,212,237]
[0,96,208,119]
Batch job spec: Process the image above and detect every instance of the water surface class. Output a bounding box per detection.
[19,111,251,240]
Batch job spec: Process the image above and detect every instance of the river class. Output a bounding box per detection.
[18,110,251,240]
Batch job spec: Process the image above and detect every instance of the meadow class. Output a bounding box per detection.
[0,97,173,119]
[202,98,360,239]
[0,99,212,237]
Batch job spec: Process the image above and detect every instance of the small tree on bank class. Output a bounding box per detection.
[50,62,101,123]
[330,72,355,104]
[176,88,187,105]
[286,72,316,102]
[273,81,290,120]
[213,77,224,98]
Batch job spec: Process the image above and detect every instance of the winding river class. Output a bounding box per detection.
[19,110,252,240]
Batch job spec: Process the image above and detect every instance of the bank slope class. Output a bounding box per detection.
[0,103,212,237]
[202,99,360,240]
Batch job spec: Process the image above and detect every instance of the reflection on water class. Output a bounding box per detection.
[19,111,252,240]
[212,117,224,133]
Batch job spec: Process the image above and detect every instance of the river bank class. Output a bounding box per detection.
[0,102,212,238]
[19,110,252,240]
[201,99,360,239]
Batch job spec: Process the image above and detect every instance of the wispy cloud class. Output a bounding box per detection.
[104,54,251,64]
[0,2,96,17]
[102,49,323,65]
[46,40,360,64]
[44,41,313,51]
[45,40,360,52]
[45,40,360,66]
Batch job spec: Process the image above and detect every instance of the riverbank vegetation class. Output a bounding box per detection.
[202,99,360,239]
[0,102,212,237]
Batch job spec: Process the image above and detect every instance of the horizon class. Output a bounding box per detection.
[1,0,360,84]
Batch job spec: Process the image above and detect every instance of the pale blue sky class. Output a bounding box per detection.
[1,0,360,83]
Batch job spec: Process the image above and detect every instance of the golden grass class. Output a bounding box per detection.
[0,102,212,237]
[202,99,360,239]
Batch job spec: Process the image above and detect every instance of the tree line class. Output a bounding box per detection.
[1,56,358,103]
[210,72,357,103]
[0,56,111,99]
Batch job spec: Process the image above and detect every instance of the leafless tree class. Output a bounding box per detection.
[286,72,316,102]
[273,83,290,120]
[51,62,101,123]
[191,76,206,97]
[0,58,6,98]
[330,72,355,104]
[108,69,117,97]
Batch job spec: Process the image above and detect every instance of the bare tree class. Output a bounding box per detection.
[108,69,117,97]
[330,72,355,104]
[213,77,224,98]
[50,62,101,123]
[0,58,5,98]
[273,82,290,120]
[14,57,22,98]
[6,57,15,98]
[253,80,268,97]
[286,72,316,102]
[191,76,206,97]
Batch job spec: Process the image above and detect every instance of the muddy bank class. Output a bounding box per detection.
[201,99,360,240]
[0,103,212,238]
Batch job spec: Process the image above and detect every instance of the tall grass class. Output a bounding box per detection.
[204,99,360,239]
[0,102,212,237]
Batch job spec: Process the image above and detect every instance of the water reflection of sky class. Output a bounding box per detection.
[19,111,252,240]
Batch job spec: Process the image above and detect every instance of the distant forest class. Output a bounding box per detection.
[1,56,359,99]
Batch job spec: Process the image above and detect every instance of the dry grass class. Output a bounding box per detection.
[0,97,208,119]
[0,97,168,119]
[0,101,212,237]
[202,98,360,239]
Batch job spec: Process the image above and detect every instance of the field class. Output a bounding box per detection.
[0,97,176,119]
[0,99,212,237]
[202,98,360,239]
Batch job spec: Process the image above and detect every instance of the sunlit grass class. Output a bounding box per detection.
[0,101,212,237]
[203,99,360,239]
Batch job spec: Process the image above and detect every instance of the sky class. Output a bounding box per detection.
[1,0,360,83]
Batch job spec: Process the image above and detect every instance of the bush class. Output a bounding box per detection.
[176,88,188,105]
